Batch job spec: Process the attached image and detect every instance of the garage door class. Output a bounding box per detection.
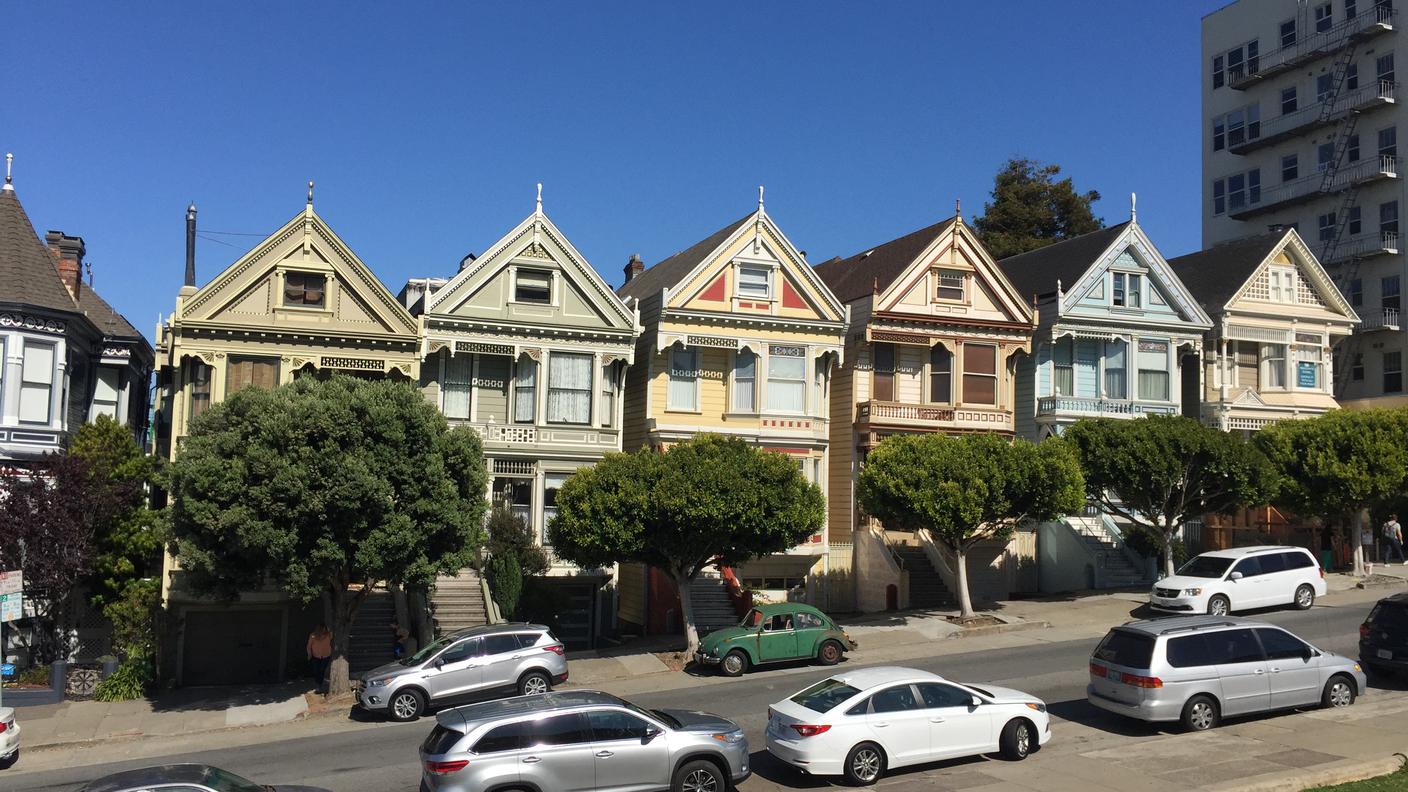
[181,609,282,686]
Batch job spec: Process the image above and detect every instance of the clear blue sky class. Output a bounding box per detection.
[5,1,1226,340]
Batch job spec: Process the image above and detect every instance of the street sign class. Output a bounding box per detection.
[0,570,20,596]
[0,664,12,678]
[0,592,20,622]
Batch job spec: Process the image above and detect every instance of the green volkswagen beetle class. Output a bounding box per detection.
[694,602,857,677]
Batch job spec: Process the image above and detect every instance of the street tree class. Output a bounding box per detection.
[857,433,1084,620]
[550,434,824,653]
[1066,415,1278,578]
[167,375,488,695]
[1255,409,1408,575]
[972,157,1103,259]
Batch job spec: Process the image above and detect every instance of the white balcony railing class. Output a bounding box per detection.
[1229,80,1397,154]
[1036,397,1178,418]
[856,400,1013,432]
[1229,4,1396,88]
[1229,155,1397,220]
[1322,231,1399,265]
[1357,307,1401,333]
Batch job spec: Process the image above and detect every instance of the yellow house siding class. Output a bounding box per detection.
[622,333,654,451]
[616,562,647,628]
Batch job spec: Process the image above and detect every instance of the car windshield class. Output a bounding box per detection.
[740,609,764,628]
[403,635,454,666]
[1177,555,1235,579]
[1369,602,1408,631]
[615,696,680,729]
[202,767,267,792]
[790,678,861,713]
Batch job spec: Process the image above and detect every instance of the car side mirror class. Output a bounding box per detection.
[1303,647,1317,661]
[642,727,662,743]
[1229,571,1243,581]
[970,696,982,708]
[434,658,446,669]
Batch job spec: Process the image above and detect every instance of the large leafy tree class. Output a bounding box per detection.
[857,433,1084,620]
[1066,415,1278,578]
[1255,409,1408,575]
[550,434,824,653]
[973,157,1103,259]
[167,375,488,695]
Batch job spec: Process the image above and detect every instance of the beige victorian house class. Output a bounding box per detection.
[814,211,1036,612]
[153,195,421,686]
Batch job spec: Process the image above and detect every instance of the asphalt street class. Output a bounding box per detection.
[5,599,1380,792]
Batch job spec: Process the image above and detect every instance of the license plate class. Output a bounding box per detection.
[1378,649,1393,659]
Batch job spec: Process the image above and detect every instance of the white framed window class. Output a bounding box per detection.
[92,366,120,421]
[547,352,593,425]
[1296,345,1324,390]
[668,347,699,411]
[1314,2,1332,32]
[1262,343,1288,388]
[19,340,55,424]
[1053,338,1074,396]
[766,345,807,413]
[1268,268,1297,303]
[443,353,472,420]
[513,358,537,423]
[600,364,617,429]
[934,269,966,302]
[1105,340,1127,399]
[542,472,570,545]
[1112,273,1140,307]
[1137,340,1170,401]
[514,269,552,304]
[928,345,952,403]
[737,266,771,300]
[283,272,326,307]
[732,349,757,412]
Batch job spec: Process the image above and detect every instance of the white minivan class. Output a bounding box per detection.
[1149,546,1325,616]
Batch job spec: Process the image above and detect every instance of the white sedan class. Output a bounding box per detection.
[0,706,18,767]
[765,666,1050,785]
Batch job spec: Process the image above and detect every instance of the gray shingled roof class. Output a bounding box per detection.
[617,214,752,301]
[1166,232,1287,314]
[0,187,81,314]
[996,222,1130,303]
[814,217,957,303]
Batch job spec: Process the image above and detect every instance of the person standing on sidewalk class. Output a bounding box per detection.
[1361,522,1377,576]
[1383,514,1406,565]
[306,624,333,694]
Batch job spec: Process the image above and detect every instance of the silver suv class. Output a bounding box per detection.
[420,690,750,792]
[358,623,568,721]
[1087,615,1366,731]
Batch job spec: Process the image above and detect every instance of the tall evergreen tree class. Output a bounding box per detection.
[973,157,1103,259]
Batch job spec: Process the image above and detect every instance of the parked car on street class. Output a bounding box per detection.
[765,666,1049,786]
[0,706,17,768]
[1359,592,1408,674]
[357,623,567,722]
[1149,546,1325,616]
[419,689,750,792]
[694,602,856,677]
[74,763,330,791]
[1087,615,1364,731]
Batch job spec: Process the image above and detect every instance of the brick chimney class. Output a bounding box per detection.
[44,230,85,303]
[623,253,645,283]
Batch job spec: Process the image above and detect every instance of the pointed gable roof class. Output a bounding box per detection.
[996,222,1132,302]
[617,214,752,301]
[1166,232,1288,313]
[814,217,957,303]
[0,187,81,314]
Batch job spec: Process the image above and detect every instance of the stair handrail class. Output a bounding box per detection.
[1097,511,1155,579]
[717,566,754,618]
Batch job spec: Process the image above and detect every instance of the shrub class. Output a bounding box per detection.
[486,552,524,619]
[485,507,549,577]
[93,656,154,702]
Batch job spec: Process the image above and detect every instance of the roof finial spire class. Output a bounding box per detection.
[307,180,314,206]
[1131,192,1137,223]
[536,182,543,215]
[758,184,765,211]
[955,197,961,217]
[3,153,12,191]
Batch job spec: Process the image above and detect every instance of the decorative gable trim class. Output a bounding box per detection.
[1060,223,1212,329]
[873,220,1035,326]
[1226,230,1358,321]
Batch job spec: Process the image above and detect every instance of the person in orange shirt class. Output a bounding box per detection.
[306,624,332,694]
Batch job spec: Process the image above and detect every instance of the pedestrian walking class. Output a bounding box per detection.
[306,624,332,694]
[1383,514,1406,565]
[1361,522,1376,576]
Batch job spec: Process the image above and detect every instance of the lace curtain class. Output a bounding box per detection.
[547,353,593,424]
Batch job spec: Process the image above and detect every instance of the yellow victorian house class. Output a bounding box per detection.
[616,192,848,634]
[153,192,421,686]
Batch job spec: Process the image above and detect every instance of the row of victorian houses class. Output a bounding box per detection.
[0,166,1358,684]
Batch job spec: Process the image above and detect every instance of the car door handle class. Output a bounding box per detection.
[929,717,945,723]
[873,722,890,727]
[1254,669,1265,674]
[596,750,614,758]
[523,756,541,764]
[1270,667,1282,673]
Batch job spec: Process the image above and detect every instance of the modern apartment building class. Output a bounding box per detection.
[1202,0,1401,406]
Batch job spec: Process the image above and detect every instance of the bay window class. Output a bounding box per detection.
[513,358,537,422]
[766,345,806,413]
[92,367,121,421]
[1296,345,1324,390]
[668,347,698,411]
[1104,340,1127,399]
[188,359,211,422]
[732,349,757,412]
[600,364,617,428]
[19,340,55,424]
[547,352,593,425]
[1137,340,1170,401]
[1262,343,1288,388]
[443,353,472,419]
[1053,338,1074,396]
[872,343,895,401]
[928,345,952,403]
[226,355,278,394]
[962,343,997,405]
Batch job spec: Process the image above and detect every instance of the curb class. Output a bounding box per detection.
[22,701,339,754]
[1357,576,1408,590]
[1212,754,1405,792]
[951,620,1052,639]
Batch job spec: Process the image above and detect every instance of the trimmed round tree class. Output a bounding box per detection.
[549,434,824,654]
[167,375,488,695]
[857,432,1084,620]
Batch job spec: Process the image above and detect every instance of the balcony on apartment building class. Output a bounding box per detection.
[1227,154,1398,220]
[1321,230,1399,266]
[1356,306,1402,332]
[855,400,1013,435]
[1229,4,1397,90]
[1228,80,1397,155]
[1035,396,1178,419]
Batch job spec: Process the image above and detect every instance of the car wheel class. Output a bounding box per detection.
[1294,584,1315,610]
[720,650,748,677]
[844,742,885,786]
[817,640,843,666]
[672,758,724,792]
[388,688,425,722]
[518,670,551,696]
[1322,675,1356,709]
[1181,695,1219,732]
[1207,595,1231,616]
[998,718,1034,761]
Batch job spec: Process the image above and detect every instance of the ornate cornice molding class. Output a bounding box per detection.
[0,312,66,333]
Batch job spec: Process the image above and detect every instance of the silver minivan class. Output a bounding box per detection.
[358,623,568,721]
[420,690,750,792]
[1087,615,1365,731]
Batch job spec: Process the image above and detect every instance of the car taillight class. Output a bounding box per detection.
[0,721,7,734]
[1361,624,1372,638]
[790,724,831,737]
[543,644,565,655]
[1088,662,1105,676]
[1121,673,1163,689]
[1319,566,1325,579]
[425,759,469,775]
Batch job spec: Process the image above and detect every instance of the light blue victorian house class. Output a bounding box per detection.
[997,211,1213,593]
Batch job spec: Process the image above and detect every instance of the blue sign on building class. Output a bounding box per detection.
[1297,361,1318,388]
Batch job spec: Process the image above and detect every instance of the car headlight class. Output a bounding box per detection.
[1025,702,1047,713]
[366,677,394,687]
[712,729,746,744]
[1184,588,1203,597]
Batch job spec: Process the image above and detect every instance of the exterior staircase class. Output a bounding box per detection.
[689,577,743,636]
[430,570,491,637]
[348,588,397,674]
[1064,516,1150,587]
[892,545,952,609]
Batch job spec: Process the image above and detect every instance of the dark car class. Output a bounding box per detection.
[76,763,331,792]
[1360,593,1408,674]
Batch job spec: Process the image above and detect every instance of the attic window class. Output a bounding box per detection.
[284,273,326,307]
[935,269,966,302]
[515,269,552,304]
[737,266,771,300]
